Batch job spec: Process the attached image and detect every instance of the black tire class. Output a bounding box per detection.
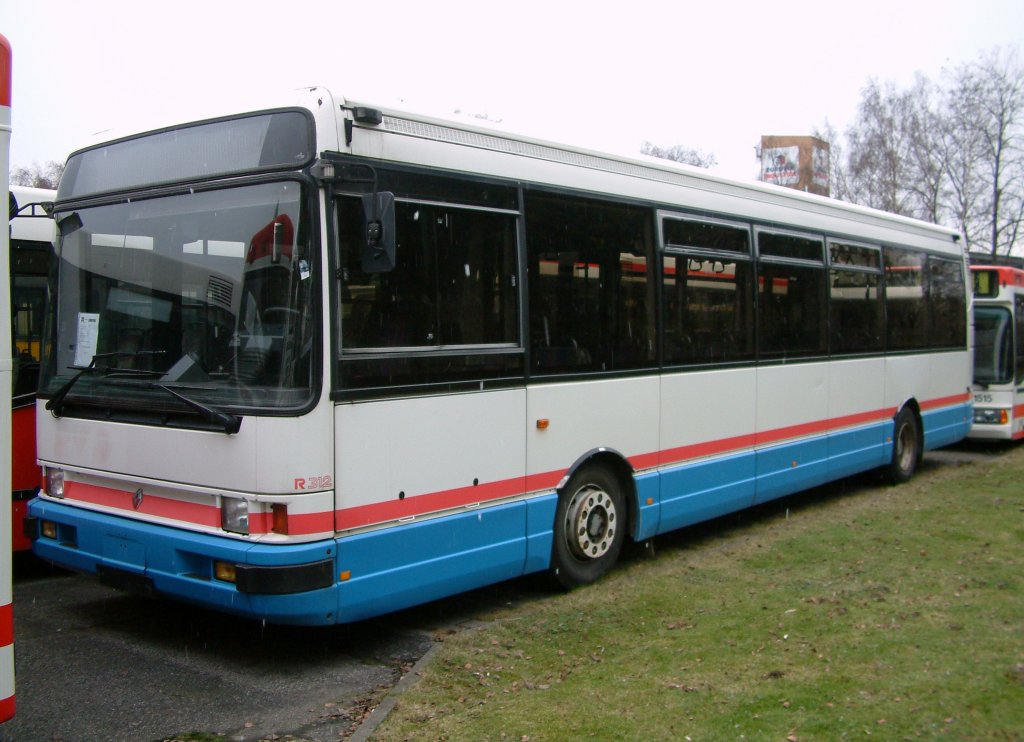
[886,407,921,484]
[549,464,627,589]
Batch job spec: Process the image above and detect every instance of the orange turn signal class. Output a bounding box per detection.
[272,503,289,535]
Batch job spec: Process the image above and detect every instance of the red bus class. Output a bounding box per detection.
[9,186,55,550]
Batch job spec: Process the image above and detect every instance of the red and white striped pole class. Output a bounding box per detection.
[0,29,16,724]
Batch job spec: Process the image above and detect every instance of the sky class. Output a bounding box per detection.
[2,0,1023,182]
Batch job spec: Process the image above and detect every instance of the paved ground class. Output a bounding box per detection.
[0,555,524,742]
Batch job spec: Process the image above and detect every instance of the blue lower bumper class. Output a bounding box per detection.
[28,498,340,626]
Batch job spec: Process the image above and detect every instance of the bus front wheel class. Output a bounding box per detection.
[887,407,921,484]
[550,464,626,589]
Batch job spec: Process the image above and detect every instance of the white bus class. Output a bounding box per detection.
[29,89,971,625]
[970,265,1024,440]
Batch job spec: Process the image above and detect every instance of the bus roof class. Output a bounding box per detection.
[62,86,962,252]
[972,264,1024,288]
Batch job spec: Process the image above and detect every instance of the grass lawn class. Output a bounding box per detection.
[371,445,1024,741]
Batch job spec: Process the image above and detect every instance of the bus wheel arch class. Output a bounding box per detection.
[887,401,923,484]
[549,451,634,589]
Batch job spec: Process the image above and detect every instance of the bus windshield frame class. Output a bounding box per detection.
[39,178,319,425]
[973,305,1014,386]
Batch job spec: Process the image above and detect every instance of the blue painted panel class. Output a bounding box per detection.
[336,501,527,623]
[828,422,889,480]
[754,436,830,504]
[525,493,557,574]
[657,451,756,534]
[29,497,341,625]
[633,471,661,541]
[923,403,972,451]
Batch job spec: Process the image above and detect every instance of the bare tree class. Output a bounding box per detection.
[837,47,1024,255]
[844,79,928,218]
[903,76,947,224]
[812,120,853,202]
[10,160,65,189]
[953,48,1024,257]
[641,141,717,169]
[940,64,992,251]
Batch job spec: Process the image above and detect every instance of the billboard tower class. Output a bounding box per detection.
[760,135,830,197]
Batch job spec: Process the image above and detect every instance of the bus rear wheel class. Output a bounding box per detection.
[887,407,921,484]
[550,464,627,589]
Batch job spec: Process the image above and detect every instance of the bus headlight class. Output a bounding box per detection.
[221,497,250,534]
[45,467,65,499]
[973,408,1009,425]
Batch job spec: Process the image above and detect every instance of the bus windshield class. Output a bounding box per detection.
[40,181,316,420]
[973,305,1013,385]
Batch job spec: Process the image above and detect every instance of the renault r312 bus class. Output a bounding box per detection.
[28,89,972,625]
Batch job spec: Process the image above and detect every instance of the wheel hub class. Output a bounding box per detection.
[566,484,617,560]
[896,422,914,471]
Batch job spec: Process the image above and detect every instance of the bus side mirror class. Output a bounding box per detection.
[361,192,396,273]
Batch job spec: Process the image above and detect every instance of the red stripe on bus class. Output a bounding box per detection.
[287,510,336,534]
[66,481,221,528]
[659,408,896,467]
[919,392,971,411]
[755,406,899,447]
[0,602,12,647]
[0,695,14,723]
[336,475,530,530]
[660,432,759,466]
[62,481,333,535]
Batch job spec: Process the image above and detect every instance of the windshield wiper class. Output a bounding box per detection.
[45,351,168,417]
[152,383,242,435]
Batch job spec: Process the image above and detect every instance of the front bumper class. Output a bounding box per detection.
[28,497,340,626]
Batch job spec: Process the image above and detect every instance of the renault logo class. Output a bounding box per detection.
[132,488,144,510]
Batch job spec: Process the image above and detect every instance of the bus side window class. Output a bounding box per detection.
[525,191,656,374]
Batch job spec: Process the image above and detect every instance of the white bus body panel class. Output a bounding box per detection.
[829,357,887,422]
[660,367,757,459]
[38,399,333,495]
[884,352,968,410]
[334,389,526,530]
[526,376,661,477]
[756,363,829,439]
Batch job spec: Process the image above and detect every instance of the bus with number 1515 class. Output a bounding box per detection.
[970,265,1024,440]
